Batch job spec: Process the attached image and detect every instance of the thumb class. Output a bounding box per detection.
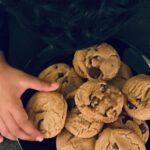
[24,74,59,91]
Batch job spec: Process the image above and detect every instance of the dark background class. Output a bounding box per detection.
[0,0,150,149]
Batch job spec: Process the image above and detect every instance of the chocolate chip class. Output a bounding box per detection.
[100,84,108,92]
[91,98,99,108]
[127,101,137,109]
[112,143,119,150]
[88,67,101,79]
[55,65,58,69]
[139,123,147,134]
[122,115,133,124]
[89,95,99,108]
[136,98,141,104]
[58,73,64,78]
[89,56,93,64]
[37,119,44,130]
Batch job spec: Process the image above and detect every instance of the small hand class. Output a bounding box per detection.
[0,63,59,142]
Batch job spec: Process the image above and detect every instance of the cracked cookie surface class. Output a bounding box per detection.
[95,128,146,150]
[65,107,104,138]
[27,92,67,138]
[123,74,150,120]
[75,81,125,123]
[108,62,132,90]
[56,130,95,150]
[73,43,121,81]
[39,63,83,96]
[107,112,149,143]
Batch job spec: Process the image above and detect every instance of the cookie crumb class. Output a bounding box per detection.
[89,95,99,108]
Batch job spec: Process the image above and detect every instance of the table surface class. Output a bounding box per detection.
[0,0,150,149]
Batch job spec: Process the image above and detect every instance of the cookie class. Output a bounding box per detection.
[27,92,67,138]
[75,80,125,123]
[56,130,95,150]
[95,128,146,150]
[107,112,149,143]
[73,43,121,81]
[108,62,132,90]
[39,63,83,96]
[118,62,133,79]
[65,107,104,138]
[123,74,150,120]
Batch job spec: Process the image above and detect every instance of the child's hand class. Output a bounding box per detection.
[0,52,59,142]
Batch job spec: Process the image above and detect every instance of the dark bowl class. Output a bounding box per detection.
[19,38,150,150]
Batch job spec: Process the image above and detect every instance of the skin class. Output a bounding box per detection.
[0,51,59,143]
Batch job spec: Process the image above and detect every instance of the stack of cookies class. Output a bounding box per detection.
[27,43,150,150]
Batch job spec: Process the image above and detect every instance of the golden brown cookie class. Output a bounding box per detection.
[75,81,125,123]
[39,63,83,96]
[95,128,146,150]
[108,62,132,90]
[27,92,67,138]
[73,43,121,81]
[107,112,149,143]
[56,130,95,150]
[65,107,104,138]
[123,74,150,120]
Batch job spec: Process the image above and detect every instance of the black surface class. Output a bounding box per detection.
[0,0,150,150]
[19,38,150,150]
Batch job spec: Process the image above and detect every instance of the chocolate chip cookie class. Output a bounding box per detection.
[65,107,104,138]
[108,62,132,90]
[75,80,125,123]
[56,130,95,150]
[39,63,83,96]
[95,128,146,150]
[73,43,121,81]
[123,74,150,120]
[27,92,67,138]
[108,112,149,143]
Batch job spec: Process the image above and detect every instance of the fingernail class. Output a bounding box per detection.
[0,137,3,143]
[36,136,43,142]
[51,83,59,88]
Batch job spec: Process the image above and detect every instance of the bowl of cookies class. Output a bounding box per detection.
[19,38,150,150]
